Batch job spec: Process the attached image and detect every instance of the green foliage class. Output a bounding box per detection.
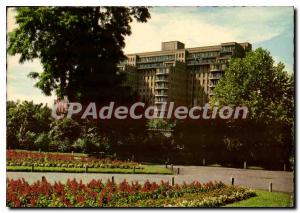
[80,127,110,153]
[147,118,175,130]
[209,48,294,167]
[6,98,293,168]
[8,7,150,102]
[49,118,80,141]
[7,101,52,149]
[48,118,81,152]
[72,138,87,153]
[34,133,50,151]
[211,48,293,124]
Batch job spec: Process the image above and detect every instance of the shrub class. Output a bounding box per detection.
[34,133,50,151]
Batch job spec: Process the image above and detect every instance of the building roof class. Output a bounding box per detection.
[126,41,251,57]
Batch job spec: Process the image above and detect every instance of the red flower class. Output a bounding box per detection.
[30,197,35,207]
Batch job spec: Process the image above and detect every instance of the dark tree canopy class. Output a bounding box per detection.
[8,7,150,102]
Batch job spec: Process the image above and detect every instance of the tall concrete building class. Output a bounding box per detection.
[119,41,252,110]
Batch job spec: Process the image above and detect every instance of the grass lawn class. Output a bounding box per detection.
[225,190,293,207]
[7,165,173,175]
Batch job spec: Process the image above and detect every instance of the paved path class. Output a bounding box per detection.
[6,165,294,193]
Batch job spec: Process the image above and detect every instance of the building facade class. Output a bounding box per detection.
[119,41,252,109]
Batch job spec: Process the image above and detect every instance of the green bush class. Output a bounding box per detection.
[34,133,50,151]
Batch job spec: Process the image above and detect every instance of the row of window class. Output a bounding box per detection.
[188,51,219,59]
[177,52,185,58]
[156,68,169,74]
[186,58,216,65]
[137,63,164,69]
[211,64,227,70]
[128,57,135,62]
[221,45,235,52]
[137,55,175,63]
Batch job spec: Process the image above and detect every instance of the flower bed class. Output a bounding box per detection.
[7,178,256,207]
[7,150,140,169]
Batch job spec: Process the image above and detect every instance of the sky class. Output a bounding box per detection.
[7,6,294,106]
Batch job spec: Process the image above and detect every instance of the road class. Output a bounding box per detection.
[6,165,294,193]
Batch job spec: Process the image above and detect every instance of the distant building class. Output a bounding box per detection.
[118,41,252,110]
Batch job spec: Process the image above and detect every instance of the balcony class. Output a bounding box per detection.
[156,71,169,75]
[201,55,219,59]
[210,66,221,72]
[155,79,168,82]
[186,61,212,66]
[137,63,164,69]
[208,90,214,96]
[209,83,217,88]
[209,74,221,80]
[155,94,168,97]
[137,56,175,64]
[155,101,168,104]
[155,86,168,90]
[220,49,233,54]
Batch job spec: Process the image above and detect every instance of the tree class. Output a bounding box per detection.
[48,118,81,152]
[147,118,175,130]
[7,101,52,149]
[211,48,294,168]
[8,7,150,102]
[211,48,293,124]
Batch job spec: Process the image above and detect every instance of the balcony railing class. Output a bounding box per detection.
[137,56,175,64]
[209,74,222,79]
[156,71,169,75]
[155,101,168,104]
[155,94,168,97]
[155,79,168,82]
[155,86,168,90]
[208,83,217,88]
[186,59,217,66]
[137,63,164,69]
[210,68,223,72]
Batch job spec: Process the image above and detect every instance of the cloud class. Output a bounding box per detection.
[7,92,54,107]
[7,7,17,33]
[7,54,55,106]
[124,6,293,53]
[124,8,240,53]
[7,83,54,107]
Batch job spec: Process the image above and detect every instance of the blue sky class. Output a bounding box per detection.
[7,6,294,105]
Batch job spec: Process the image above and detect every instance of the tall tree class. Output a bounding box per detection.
[211,48,293,124]
[211,48,294,167]
[8,7,150,102]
